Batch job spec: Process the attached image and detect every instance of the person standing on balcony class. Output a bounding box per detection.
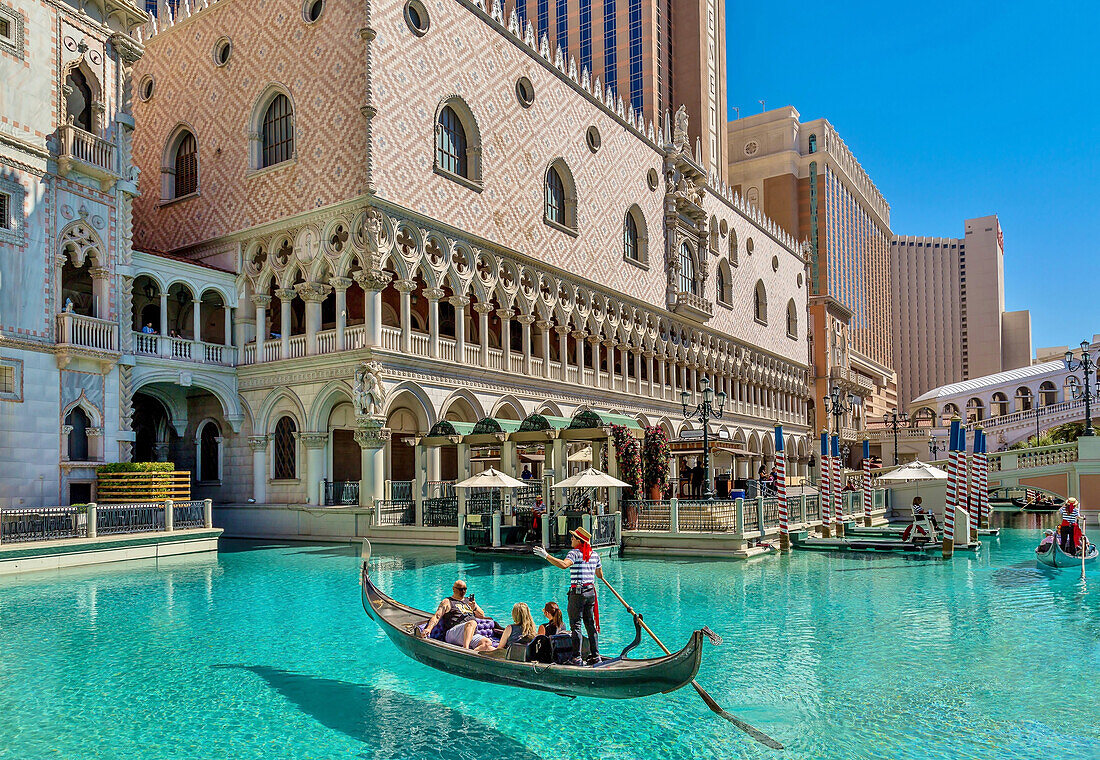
[533,526,603,665]
[521,464,533,480]
[141,322,156,334]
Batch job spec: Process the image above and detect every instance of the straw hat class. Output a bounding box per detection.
[570,526,592,543]
[1066,497,1079,507]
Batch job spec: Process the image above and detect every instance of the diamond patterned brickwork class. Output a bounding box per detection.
[130,0,368,253]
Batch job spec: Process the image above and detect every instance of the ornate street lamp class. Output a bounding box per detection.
[681,375,726,500]
[823,385,857,440]
[928,434,946,461]
[882,409,909,466]
[1064,340,1097,437]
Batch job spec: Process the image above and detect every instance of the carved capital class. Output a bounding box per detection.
[329,276,352,291]
[296,282,333,303]
[86,427,103,437]
[447,295,471,309]
[299,432,329,449]
[472,302,496,315]
[89,267,111,281]
[393,279,417,294]
[354,420,391,449]
[251,295,272,308]
[495,308,515,320]
[353,268,392,291]
[515,313,536,326]
[275,288,297,301]
[423,287,446,301]
[571,329,588,340]
[535,319,553,331]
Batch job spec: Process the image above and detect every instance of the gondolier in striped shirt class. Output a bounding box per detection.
[1058,497,1083,555]
[533,526,603,665]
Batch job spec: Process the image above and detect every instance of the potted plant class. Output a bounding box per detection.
[642,426,670,501]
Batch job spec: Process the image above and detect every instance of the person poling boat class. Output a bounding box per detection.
[1058,497,1084,555]
[533,526,603,665]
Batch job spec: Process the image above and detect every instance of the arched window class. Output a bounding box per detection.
[65,68,94,133]
[715,266,725,304]
[808,133,817,154]
[66,407,90,461]
[966,397,985,422]
[1015,386,1033,412]
[753,280,767,323]
[435,105,468,177]
[786,299,797,338]
[942,403,960,423]
[198,421,220,482]
[261,93,294,168]
[273,415,297,479]
[709,216,719,253]
[543,159,577,232]
[728,228,738,266]
[678,242,697,295]
[1039,381,1058,407]
[173,131,198,197]
[624,211,639,262]
[991,392,1009,417]
[545,166,565,225]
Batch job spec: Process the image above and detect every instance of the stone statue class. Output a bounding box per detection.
[353,360,384,417]
[673,105,689,149]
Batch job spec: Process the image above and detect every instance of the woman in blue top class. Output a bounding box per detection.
[534,526,603,665]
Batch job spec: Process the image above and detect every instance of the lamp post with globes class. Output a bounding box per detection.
[823,385,858,440]
[882,409,909,467]
[928,434,946,462]
[1064,341,1097,437]
[681,375,726,500]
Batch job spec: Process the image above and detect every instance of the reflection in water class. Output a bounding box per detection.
[215,665,545,760]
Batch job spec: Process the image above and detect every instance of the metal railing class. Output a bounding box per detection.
[549,510,586,550]
[375,500,415,526]
[466,489,502,515]
[0,506,87,543]
[386,480,414,502]
[96,503,165,535]
[323,480,360,506]
[172,500,206,529]
[423,497,458,527]
[629,500,671,531]
[591,513,617,547]
[513,484,543,510]
[678,499,739,532]
[761,497,781,529]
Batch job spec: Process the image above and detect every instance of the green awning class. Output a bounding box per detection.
[427,420,477,437]
[471,417,523,435]
[518,414,574,432]
[567,411,643,430]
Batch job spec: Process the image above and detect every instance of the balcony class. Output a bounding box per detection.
[829,365,874,391]
[57,312,119,353]
[132,332,237,366]
[56,125,119,190]
[671,290,714,322]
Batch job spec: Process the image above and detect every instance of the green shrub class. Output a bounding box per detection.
[96,462,176,474]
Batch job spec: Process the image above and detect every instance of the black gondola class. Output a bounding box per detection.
[359,541,703,699]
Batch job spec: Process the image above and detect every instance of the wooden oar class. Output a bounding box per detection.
[1081,516,1088,582]
[599,576,784,750]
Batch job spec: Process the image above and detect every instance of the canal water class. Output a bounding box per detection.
[1,530,1098,759]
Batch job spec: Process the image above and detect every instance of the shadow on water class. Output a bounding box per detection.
[213,665,544,760]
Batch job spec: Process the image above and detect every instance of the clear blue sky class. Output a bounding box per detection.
[726,0,1098,354]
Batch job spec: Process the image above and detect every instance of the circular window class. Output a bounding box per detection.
[744,140,759,156]
[138,75,155,101]
[303,0,324,22]
[515,77,534,108]
[772,255,780,272]
[797,272,804,288]
[746,237,754,255]
[404,0,429,35]
[585,125,601,153]
[647,168,659,191]
[212,37,232,66]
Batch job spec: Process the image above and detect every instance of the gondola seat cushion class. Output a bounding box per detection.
[422,617,497,644]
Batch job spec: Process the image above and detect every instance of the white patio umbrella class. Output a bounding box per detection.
[550,467,631,490]
[876,461,948,482]
[567,446,593,463]
[453,468,528,489]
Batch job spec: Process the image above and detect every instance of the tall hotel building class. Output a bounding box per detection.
[891,215,1032,410]
[0,0,812,510]
[727,107,895,446]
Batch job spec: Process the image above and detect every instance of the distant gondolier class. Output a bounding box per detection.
[533,526,603,665]
[1058,497,1083,555]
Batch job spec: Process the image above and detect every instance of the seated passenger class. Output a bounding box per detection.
[538,601,564,636]
[417,579,493,651]
[487,603,537,654]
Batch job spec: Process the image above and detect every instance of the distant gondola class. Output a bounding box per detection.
[359,542,703,699]
[1036,531,1098,569]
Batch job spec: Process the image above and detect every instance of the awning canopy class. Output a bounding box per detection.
[518,413,573,432]
[426,420,477,438]
[471,417,523,435]
[567,410,642,431]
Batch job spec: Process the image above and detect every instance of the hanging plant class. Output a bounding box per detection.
[610,424,642,502]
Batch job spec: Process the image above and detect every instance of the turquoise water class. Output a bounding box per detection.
[1,531,1099,759]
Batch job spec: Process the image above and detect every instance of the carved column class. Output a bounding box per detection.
[353,269,391,347]
[354,418,390,507]
[425,287,444,359]
[276,288,296,358]
[89,267,111,320]
[393,279,416,353]
[448,295,470,362]
[603,339,617,391]
[251,295,271,362]
[191,299,202,344]
[299,432,330,505]
[588,335,603,388]
[330,276,351,351]
[572,330,588,383]
[248,435,269,503]
[517,313,535,375]
[159,291,169,339]
[223,304,233,347]
[497,308,515,373]
[536,320,553,379]
[556,324,570,381]
[474,303,493,368]
[297,282,332,356]
[120,275,134,352]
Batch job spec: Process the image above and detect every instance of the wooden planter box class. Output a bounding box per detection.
[95,471,191,503]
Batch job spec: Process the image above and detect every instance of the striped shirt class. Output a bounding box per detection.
[566,548,601,587]
[1060,504,1081,523]
[912,502,926,516]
